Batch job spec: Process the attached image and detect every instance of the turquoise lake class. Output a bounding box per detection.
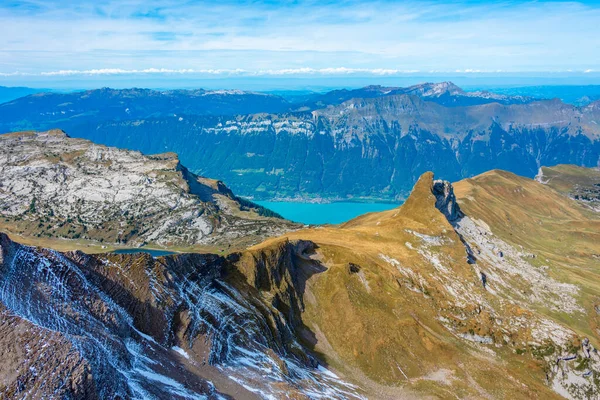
[254,201,402,225]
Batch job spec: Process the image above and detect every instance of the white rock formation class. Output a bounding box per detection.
[0,130,296,247]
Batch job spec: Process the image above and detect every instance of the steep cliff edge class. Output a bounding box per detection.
[263,170,600,399]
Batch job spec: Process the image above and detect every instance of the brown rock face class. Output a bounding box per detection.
[0,305,98,400]
[0,233,357,399]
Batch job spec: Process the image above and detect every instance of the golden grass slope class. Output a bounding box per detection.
[250,171,599,399]
[537,164,600,212]
[248,174,551,398]
[455,170,600,339]
[537,164,600,195]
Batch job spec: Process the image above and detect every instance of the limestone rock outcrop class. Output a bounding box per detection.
[432,179,463,222]
[0,130,298,247]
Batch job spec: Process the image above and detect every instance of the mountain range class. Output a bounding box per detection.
[0,87,291,132]
[61,93,600,201]
[1,82,598,201]
[0,86,48,104]
[0,82,532,133]
[293,81,533,110]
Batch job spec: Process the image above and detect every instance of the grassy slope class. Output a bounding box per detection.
[251,172,565,399]
[538,164,600,213]
[454,170,600,341]
[5,166,599,398]
[538,164,600,195]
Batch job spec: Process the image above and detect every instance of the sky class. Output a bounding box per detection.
[1,0,600,89]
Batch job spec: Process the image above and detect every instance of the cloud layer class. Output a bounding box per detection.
[1,0,599,80]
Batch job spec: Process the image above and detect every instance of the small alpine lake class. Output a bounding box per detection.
[254,201,402,225]
[112,248,177,257]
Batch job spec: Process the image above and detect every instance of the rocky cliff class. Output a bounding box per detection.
[0,130,297,249]
[0,232,362,399]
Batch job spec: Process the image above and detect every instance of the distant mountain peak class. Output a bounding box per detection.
[406,81,464,97]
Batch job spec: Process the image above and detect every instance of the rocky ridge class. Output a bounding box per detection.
[0,232,362,399]
[0,130,297,249]
[266,169,600,399]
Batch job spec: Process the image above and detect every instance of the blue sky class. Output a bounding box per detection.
[1,0,600,88]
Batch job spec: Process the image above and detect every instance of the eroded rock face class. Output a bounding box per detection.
[0,233,361,399]
[0,130,297,247]
[0,305,99,399]
[432,179,462,221]
[3,169,600,399]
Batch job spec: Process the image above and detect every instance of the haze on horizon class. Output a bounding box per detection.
[1,0,600,89]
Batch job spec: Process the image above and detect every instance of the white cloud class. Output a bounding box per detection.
[0,1,599,78]
[1,67,597,78]
[38,68,241,76]
[253,67,419,76]
[0,67,420,77]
